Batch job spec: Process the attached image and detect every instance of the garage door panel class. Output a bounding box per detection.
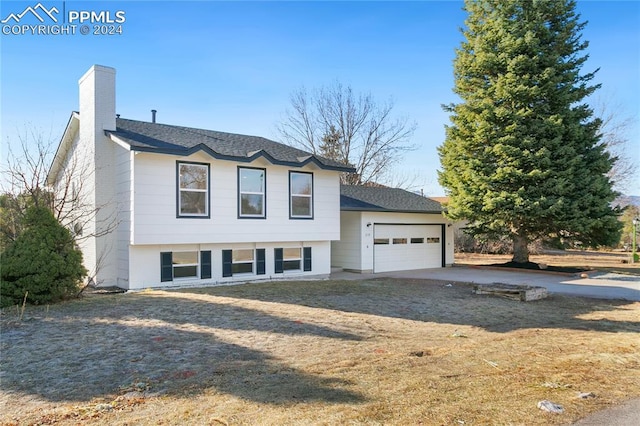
[374,224,442,273]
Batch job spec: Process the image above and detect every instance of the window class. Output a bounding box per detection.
[173,251,198,278]
[238,167,265,218]
[427,237,441,244]
[289,172,313,218]
[374,238,389,245]
[393,238,407,244]
[410,238,424,244]
[232,249,254,274]
[283,248,302,271]
[275,247,311,273]
[160,251,211,282]
[222,249,264,277]
[177,162,209,217]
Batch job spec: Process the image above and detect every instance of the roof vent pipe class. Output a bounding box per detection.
[151,109,157,123]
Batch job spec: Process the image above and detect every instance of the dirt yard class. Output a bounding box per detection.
[1,278,639,425]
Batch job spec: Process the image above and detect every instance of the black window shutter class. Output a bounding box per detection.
[160,252,173,282]
[222,250,233,277]
[256,249,266,275]
[274,248,283,273]
[201,250,212,279]
[303,247,312,271]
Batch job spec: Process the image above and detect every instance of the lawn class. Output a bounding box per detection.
[1,277,639,425]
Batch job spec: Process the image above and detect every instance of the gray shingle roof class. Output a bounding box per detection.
[340,185,443,213]
[106,118,354,172]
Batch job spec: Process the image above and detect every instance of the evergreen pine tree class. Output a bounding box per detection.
[319,125,343,162]
[1,206,87,306]
[439,0,621,263]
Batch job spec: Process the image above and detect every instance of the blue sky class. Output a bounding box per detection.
[1,0,639,196]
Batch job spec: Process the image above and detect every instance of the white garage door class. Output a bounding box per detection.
[373,224,442,273]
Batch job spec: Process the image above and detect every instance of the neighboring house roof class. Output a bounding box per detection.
[429,196,449,205]
[340,185,443,214]
[106,118,354,172]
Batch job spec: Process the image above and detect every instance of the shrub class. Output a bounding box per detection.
[1,206,87,307]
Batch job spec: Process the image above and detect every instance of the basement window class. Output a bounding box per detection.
[232,249,255,274]
[283,248,302,271]
[161,251,211,282]
[172,251,199,278]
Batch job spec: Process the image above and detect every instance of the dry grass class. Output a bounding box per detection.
[1,278,639,425]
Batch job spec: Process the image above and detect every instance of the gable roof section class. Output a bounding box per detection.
[340,185,443,214]
[46,111,80,186]
[106,118,354,172]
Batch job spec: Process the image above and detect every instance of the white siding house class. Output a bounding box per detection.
[332,186,454,273]
[47,65,353,290]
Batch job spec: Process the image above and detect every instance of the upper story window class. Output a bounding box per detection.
[177,162,209,218]
[238,167,266,218]
[289,171,313,219]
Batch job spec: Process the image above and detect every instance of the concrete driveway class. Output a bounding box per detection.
[332,266,640,301]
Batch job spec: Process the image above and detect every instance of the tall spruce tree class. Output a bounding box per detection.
[439,0,621,263]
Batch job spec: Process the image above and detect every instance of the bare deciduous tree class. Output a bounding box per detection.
[2,127,56,244]
[1,125,118,289]
[593,95,639,192]
[277,82,417,186]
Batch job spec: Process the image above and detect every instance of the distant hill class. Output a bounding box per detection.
[614,195,640,208]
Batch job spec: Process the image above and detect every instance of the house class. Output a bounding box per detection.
[332,185,454,273]
[46,65,354,290]
[46,65,454,290]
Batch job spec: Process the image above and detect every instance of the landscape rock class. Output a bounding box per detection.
[578,392,596,399]
[474,283,548,301]
[94,403,113,411]
[538,400,564,414]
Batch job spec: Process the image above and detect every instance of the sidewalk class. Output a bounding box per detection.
[573,398,640,425]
